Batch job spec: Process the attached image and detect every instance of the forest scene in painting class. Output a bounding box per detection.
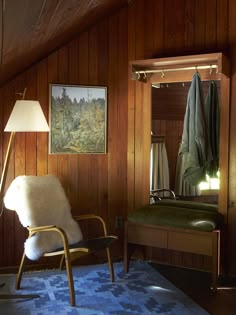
[50,85,107,154]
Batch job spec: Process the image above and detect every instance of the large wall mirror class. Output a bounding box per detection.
[151,79,220,204]
[130,53,230,221]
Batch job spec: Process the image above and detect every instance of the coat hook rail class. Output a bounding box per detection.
[134,64,218,75]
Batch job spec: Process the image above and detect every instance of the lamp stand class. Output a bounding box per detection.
[0,89,40,299]
[0,132,15,200]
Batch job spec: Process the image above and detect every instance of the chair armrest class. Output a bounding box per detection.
[27,225,70,254]
[27,225,56,232]
[73,214,109,236]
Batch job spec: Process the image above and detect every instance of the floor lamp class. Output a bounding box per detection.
[0,88,49,299]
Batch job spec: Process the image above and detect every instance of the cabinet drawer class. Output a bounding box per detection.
[128,224,168,248]
[168,231,213,256]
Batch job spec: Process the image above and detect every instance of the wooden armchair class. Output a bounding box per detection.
[16,215,117,306]
[4,175,117,306]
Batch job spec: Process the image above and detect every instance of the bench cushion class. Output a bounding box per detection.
[156,199,218,212]
[128,201,224,232]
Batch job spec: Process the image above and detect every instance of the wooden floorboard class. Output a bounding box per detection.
[151,263,236,315]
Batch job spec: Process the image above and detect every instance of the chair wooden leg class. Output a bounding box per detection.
[106,248,115,282]
[16,252,27,290]
[124,243,136,273]
[64,250,76,306]
[124,224,129,273]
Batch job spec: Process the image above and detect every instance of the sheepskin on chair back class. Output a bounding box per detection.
[4,175,83,260]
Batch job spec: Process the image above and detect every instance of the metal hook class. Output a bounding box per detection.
[16,88,27,100]
[209,65,212,75]
[161,70,165,78]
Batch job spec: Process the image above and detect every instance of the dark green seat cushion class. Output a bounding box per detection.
[128,201,224,232]
[156,199,218,212]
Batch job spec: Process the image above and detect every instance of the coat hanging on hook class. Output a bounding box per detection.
[204,81,220,177]
[179,72,208,185]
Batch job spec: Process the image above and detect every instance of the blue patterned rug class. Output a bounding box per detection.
[0,261,208,315]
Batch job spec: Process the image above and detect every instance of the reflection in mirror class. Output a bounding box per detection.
[150,79,220,205]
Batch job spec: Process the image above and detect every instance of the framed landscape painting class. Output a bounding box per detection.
[49,84,107,154]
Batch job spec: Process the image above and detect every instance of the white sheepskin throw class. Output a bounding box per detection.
[4,175,83,261]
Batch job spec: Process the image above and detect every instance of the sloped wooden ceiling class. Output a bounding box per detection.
[0,0,127,86]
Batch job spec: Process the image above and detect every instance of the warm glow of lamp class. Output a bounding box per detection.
[0,96,49,198]
[4,100,49,132]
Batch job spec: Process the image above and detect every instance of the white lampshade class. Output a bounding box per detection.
[4,100,49,132]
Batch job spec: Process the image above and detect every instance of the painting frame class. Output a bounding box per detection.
[49,84,107,154]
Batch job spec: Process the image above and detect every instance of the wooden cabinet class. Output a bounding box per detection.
[127,52,230,273]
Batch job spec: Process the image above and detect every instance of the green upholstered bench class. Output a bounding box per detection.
[124,200,224,291]
[127,200,223,232]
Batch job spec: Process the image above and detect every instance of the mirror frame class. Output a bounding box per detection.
[129,52,230,221]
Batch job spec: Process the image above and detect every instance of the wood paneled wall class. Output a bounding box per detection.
[1,0,236,276]
[0,8,128,268]
[127,0,236,275]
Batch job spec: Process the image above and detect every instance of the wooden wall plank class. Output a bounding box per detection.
[88,25,99,219]
[153,0,164,55]
[97,19,109,218]
[184,0,195,50]
[47,51,58,176]
[163,0,185,53]
[134,0,144,59]
[194,0,206,49]
[78,32,89,85]
[36,59,49,176]
[77,31,90,214]
[108,12,119,231]
[68,38,79,211]
[57,46,69,190]
[127,1,136,212]
[25,66,37,176]
[98,20,109,86]
[89,27,99,85]
[217,0,229,49]
[68,39,79,85]
[144,0,156,58]
[116,8,128,239]
[205,0,217,48]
